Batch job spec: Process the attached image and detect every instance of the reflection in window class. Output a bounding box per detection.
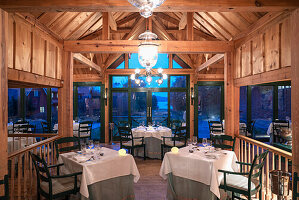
[131,92,147,127]
[77,86,101,140]
[25,88,48,133]
[198,86,222,138]
[251,86,273,136]
[152,92,168,124]
[278,85,291,120]
[51,88,58,128]
[112,76,128,88]
[240,86,247,123]
[170,92,186,122]
[112,92,128,136]
[8,88,21,122]
[131,76,167,88]
[170,76,187,88]
[129,53,169,69]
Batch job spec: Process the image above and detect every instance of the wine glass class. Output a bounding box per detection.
[192,136,198,146]
[88,140,94,150]
[81,144,86,153]
[202,138,208,147]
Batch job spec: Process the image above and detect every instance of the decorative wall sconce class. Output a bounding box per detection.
[191,87,194,105]
[104,88,108,105]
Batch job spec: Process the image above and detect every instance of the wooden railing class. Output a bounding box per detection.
[237,135,292,200]
[7,135,60,200]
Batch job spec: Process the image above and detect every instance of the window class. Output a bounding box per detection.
[116,61,125,69]
[173,59,183,69]
[170,76,187,88]
[131,76,168,88]
[51,88,58,127]
[129,53,169,69]
[112,92,129,135]
[170,92,186,122]
[240,86,247,123]
[112,76,128,88]
[8,88,21,122]
[278,85,291,120]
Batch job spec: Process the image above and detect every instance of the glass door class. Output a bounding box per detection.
[195,83,223,139]
[131,92,148,127]
[150,92,168,126]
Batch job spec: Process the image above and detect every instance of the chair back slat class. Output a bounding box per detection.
[208,121,224,133]
[211,135,236,151]
[118,126,132,138]
[29,152,51,183]
[248,150,268,190]
[54,137,80,159]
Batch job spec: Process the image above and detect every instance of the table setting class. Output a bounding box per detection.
[58,141,140,200]
[160,139,239,200]
[132,125,172,159]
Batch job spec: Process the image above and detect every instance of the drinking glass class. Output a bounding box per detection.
[192,136,198,146]
[202,138,208,147]
[81,144,86,153]
[94,141,100,151]
[88,140,94,149]
[187,138,192,146]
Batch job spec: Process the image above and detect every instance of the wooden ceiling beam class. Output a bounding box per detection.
[108,12,117,31]
[187,12,194,41]
[73,53,102,73]
[196,54,224,72]
[116,12,139,26]
[2,0,298,12]
[64,40,233,53]
[102,12,110,40]
[154,12,179,26]
[179,13,187,30]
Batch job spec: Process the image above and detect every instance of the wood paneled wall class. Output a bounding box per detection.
[234,14,291,86]
[7,14,63,80]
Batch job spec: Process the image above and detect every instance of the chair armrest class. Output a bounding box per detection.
[51,171,82,179]
[218,169,249,176]
[48,163,64,176]
[236,161,252,172]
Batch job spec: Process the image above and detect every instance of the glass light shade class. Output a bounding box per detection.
[128,0,165,18]
[135,79,141,85]
[162,74,167,80]
[146,76,152,83]
[157,79,163,85]
[130,74,136,80]
[157,68,163,74]
[138,43,158,68]
[135,68,141,74]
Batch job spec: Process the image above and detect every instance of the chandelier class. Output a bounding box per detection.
[130,67,167,85]
[128,0,165,18]
[138,30,159,69]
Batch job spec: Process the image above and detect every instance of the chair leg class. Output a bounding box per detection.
[131,148,134,157]
[232,192,234,200]
[259,189,262,200]
[37,191,41,200]
[161,145,164,160]
[143,145,146,160]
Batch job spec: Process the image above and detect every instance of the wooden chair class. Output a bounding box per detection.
[218,150,268,200]
[293,172,299,200]
[118,126,146,160]
[29,152,81,200]
[118,120,131,128]
[210,134,236,151]
[208,121,224,135]
[13,120,29,133]
[76,121,93,141]
[54,137,81,160]
[41,121,52,133]
[0,175,9,200]
[161,126,187,159]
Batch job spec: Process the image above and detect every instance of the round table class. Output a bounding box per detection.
[132,126,172,159]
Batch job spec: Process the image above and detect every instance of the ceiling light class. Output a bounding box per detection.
[128,0,165,18]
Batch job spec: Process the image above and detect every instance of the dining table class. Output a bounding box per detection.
[58,147,140,200]
[53,121,80,136]
[132,126,172,159]
[160,145,239,200]
[7,136,36,153]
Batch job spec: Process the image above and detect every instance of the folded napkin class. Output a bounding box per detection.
[74,155,89,162]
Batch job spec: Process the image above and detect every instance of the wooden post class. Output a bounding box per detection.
[125,54,129,69]
[146,17,153,32]
[190,74,195,139]
[187,12,194,41]
[102,12,110,40]
[0,9,8,194]
[291,9,299,174]
[58,51,73,137]
[224,52,240,151]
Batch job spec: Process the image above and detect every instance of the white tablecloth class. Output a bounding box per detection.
[132,126,172,139]
[160,146,238,198]
[7,137,36,153]
[58,147,140,198]
[267,122,291,135]
[54,122,80,135]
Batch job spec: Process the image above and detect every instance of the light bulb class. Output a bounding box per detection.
[146,76,152,83]
[162,74,167,80]
[135,79,141,85]
[157,79,163,85]
[130,74,135,80]
[157,68,163,74]
[146,67,151,72]
[135,68,140,74]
